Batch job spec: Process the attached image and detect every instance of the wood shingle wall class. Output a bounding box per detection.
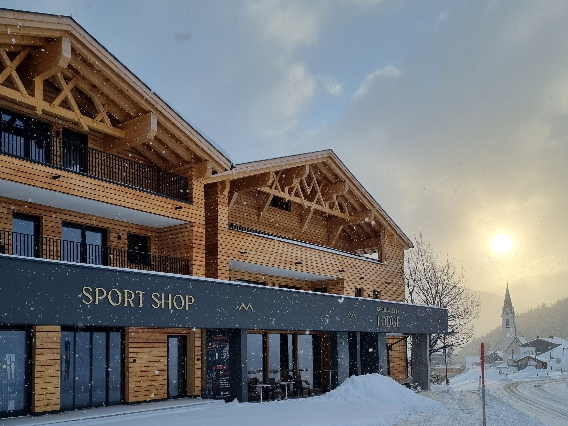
[125,327,202,403]
[222,230,405,302]
[31,326,61,413]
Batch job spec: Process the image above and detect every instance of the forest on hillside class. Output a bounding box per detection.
[456,296,568,360]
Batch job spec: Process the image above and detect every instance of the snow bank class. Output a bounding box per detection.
[318,373,442,410]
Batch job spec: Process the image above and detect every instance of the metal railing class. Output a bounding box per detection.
[0,123,189,202]
[0,230,190,275]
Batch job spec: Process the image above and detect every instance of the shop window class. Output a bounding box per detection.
[12,214,40,258]
[127,234,149,265]
[1,109,49,163]
[270,196,291,212]
[313,287,328,294]
[60,329,122,410]
[62,223,106,265]
[0,330,29,418]
[355,288,362,297]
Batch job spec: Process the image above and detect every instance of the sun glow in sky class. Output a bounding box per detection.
[492,234,512,254]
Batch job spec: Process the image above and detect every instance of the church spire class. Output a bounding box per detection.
[503,283,513,310]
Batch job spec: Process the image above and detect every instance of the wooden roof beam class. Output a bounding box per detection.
[68,56,140,117]
[231,172,274,193]
[0,35,47,47]
[0,47,30,96]
[195,160,213,180]
[348,210,374,224]
[279,164,309,190]
[107,112,157,152]
[328,217,348,246]
[321,180,349,204]
[300,207,315,232]
[156,130,194,162]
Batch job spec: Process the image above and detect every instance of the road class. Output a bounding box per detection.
[490,377,568,426]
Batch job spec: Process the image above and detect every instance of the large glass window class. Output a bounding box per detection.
[298,335,313,386]
[0,330,29,418]
[1,110,49,163]
[246,334,263,381]
[62,129,86,173]
[12,214,39,258]
[268,334,280,381]
[62,224,106,265]
[60,330,123,410]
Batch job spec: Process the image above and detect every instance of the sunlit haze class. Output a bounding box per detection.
[3,1,568,328]
[492,234,512,254]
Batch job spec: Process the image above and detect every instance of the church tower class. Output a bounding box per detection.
[501,284,516,355]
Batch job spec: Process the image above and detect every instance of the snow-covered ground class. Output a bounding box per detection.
[5,370,568,426]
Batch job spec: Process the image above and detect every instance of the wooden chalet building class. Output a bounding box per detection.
[0,9,447,418]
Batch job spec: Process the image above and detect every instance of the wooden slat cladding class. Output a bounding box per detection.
[387,335,408,382]
[0,155,202,224]
[224,230,405,302]
[0,197,188,258]
[125,327,201,403]
[229,269,344,294]
[204,182,229,280]
[31,325,61,413]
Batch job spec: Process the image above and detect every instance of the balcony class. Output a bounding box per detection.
[0,230,189,275]
[0,118,189,202]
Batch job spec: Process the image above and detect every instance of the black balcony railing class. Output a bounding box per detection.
[0,121,189,202]
[0,230,190,275]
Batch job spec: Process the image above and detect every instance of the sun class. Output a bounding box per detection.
[492,234,512,254]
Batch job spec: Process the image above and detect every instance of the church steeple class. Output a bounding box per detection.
[503,283,513,312]
[501,284,516,356]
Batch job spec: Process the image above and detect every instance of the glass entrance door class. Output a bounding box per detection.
[167,336,187,398]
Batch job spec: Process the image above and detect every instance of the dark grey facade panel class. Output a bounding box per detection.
[0,256,447,334]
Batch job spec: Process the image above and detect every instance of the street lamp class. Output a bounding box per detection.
[563,347,566,374]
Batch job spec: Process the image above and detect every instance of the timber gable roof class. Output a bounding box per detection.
[205,149,412,249]
[0,8,231,172]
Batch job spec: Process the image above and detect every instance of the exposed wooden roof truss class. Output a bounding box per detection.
[0,13,229,172]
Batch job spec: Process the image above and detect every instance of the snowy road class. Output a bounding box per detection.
[491,377,568,426]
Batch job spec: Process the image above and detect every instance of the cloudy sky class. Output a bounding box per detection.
[5,1,568,319]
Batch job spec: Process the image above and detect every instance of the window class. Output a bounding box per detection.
[62,129,87,173]
[12,214,40,258]
[373,290,380,299]
[127,234,149,265]
[60,329,122,410]
[62,223,106,265]
[506,319,510,328]
[355,288,362,297]
[0,330,30,418]
[270,195,291,212]
[1,109,49,163]
[313,287,328,293]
